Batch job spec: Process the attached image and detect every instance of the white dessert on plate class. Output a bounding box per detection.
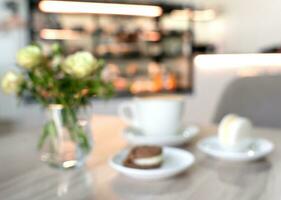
[197,114,274,161]
[218,114,253,151]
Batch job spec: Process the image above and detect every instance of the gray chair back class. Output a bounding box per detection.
[213,75,281,128]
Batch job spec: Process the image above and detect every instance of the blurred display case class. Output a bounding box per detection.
[27,0,202,96]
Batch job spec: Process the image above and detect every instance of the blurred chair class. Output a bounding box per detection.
[213,75,281,128]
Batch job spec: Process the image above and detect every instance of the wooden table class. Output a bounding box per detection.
[0,115,280,200]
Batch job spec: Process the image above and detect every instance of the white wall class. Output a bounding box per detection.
[193,0,281,53]
[0,0,28,120]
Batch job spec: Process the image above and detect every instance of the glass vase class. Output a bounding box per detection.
[39,104,92,169]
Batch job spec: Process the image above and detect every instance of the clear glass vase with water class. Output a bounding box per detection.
[39,104,92,169]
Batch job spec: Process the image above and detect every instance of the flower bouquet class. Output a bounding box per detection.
[1,44,114,168]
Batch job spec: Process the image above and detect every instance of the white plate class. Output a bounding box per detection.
[123,126,199,146]
[109,147,195,180]
[197,136,274,161]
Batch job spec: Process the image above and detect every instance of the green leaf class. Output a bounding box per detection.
[37,121,57,149]
[75,126,91,153]
[61,107,91,153]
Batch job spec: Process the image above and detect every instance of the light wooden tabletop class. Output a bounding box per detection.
[0,115,280,200]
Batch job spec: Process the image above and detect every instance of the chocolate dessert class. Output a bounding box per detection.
[123,146,163,169]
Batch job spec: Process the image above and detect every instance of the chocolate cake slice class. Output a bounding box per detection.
[123,146,163,169]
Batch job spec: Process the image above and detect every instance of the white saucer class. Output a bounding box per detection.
[109,147,195,180]
[197,136,274,161]
[123,126,199,146]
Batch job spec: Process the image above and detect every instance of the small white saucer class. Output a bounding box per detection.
[197,136,274,161]
[109,147,194,180]
[123,126,199,146]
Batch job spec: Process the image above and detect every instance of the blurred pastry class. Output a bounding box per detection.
[218,114,253,151]
[123,146,163,169]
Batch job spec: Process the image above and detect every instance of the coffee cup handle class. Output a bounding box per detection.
[118,102,139,128]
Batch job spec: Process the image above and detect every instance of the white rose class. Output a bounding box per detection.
[62,51,98,78]
[1,72,24,94]
[17,45,43,70]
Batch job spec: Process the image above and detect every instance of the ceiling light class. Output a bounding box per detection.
[40,29,84,40]
[39,0,162,17]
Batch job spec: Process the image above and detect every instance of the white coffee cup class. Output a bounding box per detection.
[118,95,185,136]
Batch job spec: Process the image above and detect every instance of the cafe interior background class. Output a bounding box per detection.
[1,0,281,126]
[1,0,281,198]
